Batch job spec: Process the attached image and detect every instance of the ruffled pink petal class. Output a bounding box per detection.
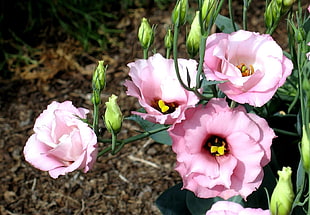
[23,135,64,172]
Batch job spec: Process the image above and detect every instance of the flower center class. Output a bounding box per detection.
[204,136,228,156]
[236,63,254,77]
[152,99,177,114]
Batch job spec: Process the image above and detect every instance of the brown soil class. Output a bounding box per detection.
[0,1,303,214]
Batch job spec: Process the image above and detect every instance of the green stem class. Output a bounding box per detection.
[228,0,237,31]
[173,22,192,91]
[143,48,148,59]
[308,174,310,215]
[97,125,170,157]
[166,48,171,59]
[93,102,99,135]
[195,34,208,89]
[242,0,248,30]
[111,131,117,154]
[297,45,306,136]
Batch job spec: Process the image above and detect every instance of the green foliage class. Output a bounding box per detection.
[126,113,172,145]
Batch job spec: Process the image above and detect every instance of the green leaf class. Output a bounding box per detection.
[215,14,240,34]
[126,114,172,145]
[186,192,244,215]
[156,183,191,215]
[186,191,221,215]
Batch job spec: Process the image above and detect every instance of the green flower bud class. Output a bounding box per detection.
[282,0,296,14]
[296,28,306,43]
[265,0,296,29]
[138,18,154,49]
[186,11,201,57]
[264,1,275,29]
[172,0,188,25]
[201,0,218,24]
[164,28,173,50]
[104,94,123,134]
[301,125,310,172]
[264,0,281,29]
[270,167,294,215]
[92,61,106,92]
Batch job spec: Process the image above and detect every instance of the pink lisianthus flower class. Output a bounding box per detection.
[206,201,271,215]
[23,101,98,179]
[124,53,199,125]
[203,30,293,107]
[169,98,275,200]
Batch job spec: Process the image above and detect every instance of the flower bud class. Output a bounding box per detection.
[265,0,296,29]
[201,0,218,24]
[186,11,201,57]
[171,0,188,25]
[92,61,106,92]
[282,0,296,14]
[264,0,281,29]
[138,18,154,49]
[104,94,123,134]
[270,167,294,215]
[164,28,173,50]
[301,125,310,172]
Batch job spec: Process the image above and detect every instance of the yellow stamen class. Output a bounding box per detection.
[158,100,170,113]
[217,146,226,156]
[205,136,228,156]
[237,63,255,77]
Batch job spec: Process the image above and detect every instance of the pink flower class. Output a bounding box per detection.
[23,101,98,179]
[169,98,275,200]
[206,201,271,215]
[203,30,293,107]
[125,53,199,124]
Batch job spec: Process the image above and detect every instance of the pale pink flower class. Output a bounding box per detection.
[125,53,199,124]
[206,201,271,215]
[203,30,293,107]
[308,5,310,13]
[23,101,98,179]
[169,98,275,200]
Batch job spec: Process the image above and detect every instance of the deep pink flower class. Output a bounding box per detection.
[169,98,275,200]
[203,30,293,107]
[206,201,271,215]
[23,101,98,179]
[124,53,199,124]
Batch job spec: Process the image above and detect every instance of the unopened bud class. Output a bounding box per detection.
[164,28,173,50]
[301,125,310,172]
[172,0,188,25]
[104,94,123,134]
[138,18,154,49]
[264,0,281,29]
[186,11,201,57]
[265,0,296,29]
[282,0,296,14]
[296,28,306,43]
[92,61,106,92]
[201,0,218,24]
[270,167,294,215]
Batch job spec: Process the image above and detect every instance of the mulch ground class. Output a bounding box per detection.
[0,1,299,214]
